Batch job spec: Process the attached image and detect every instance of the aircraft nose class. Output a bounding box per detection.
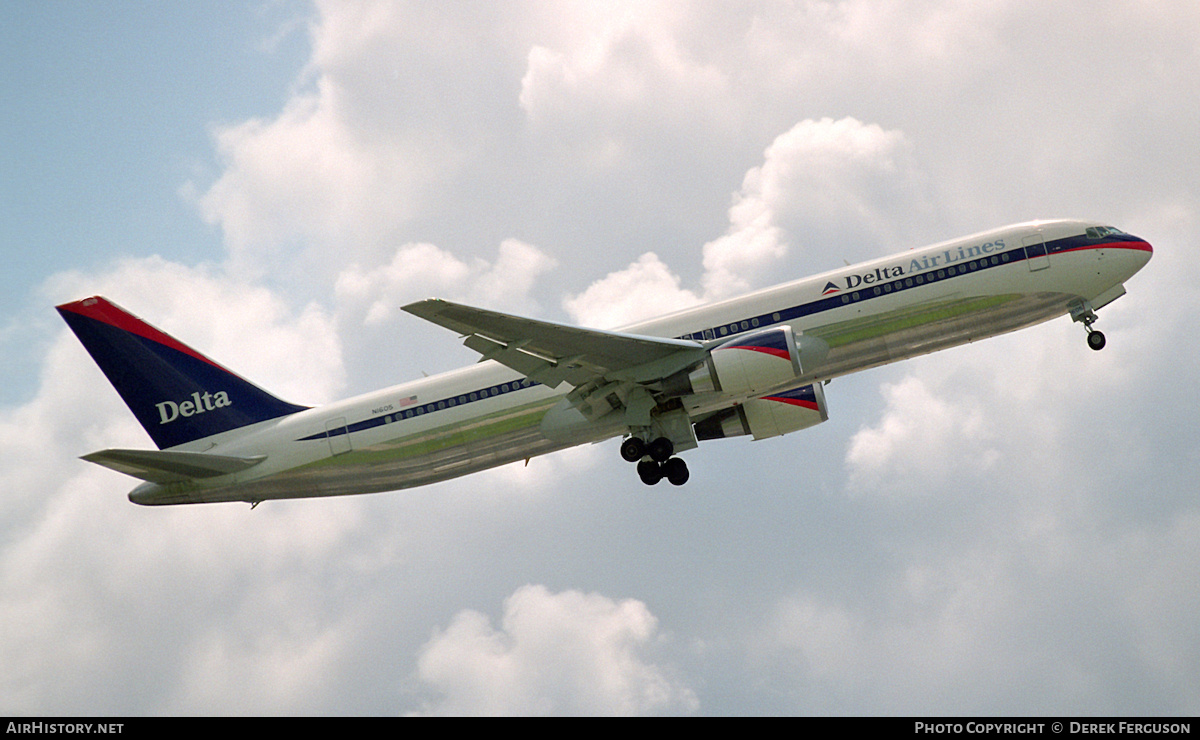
[1130,235,1153,265]
[1109,234,1153,280]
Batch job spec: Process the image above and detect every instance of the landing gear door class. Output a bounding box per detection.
[1023,233,1049,272]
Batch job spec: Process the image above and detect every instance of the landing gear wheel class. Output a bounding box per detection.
[637,460,663,485]
[662,457,690,486]
[620,437,646,463]
[647,437,674,462]
[1087,330,1106,351]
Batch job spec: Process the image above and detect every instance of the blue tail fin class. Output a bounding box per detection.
[57,296,308,449]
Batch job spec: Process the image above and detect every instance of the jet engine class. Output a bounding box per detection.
[662,326,828,402]
[693,382,829,441]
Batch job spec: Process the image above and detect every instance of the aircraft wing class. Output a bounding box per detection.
[401,298,706,389]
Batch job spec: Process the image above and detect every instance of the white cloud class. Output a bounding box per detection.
[199,87,450,278]
[0,258,354,714]
[196,2,504,284]
[566,116,928,319]
[845,374,1000,498]
[410,584,698,716]
[44,257,345,406]
[8,0,1200,717]
[762,507,1200,714]
[564,252,700,329]
[335,238,557,326]
[703,116,927,298]
[518,2,731,139]
[762,549,1031,713]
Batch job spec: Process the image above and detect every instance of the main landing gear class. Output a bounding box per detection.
[1070,300,1106,351]
[620,436,690,486]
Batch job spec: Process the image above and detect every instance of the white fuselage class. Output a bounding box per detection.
[129,219,1151,504]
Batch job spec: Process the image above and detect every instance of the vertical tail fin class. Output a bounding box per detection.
[57,296,308,449]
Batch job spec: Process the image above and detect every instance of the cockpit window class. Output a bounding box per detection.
[1086,226,1126,239]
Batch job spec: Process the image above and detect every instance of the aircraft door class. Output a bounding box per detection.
[1023,234,1050,271]
[325,417,352,456]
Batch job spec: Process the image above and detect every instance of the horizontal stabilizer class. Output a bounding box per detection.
[81,448,266,484]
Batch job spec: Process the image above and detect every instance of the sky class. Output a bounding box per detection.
[2,0,1198,716]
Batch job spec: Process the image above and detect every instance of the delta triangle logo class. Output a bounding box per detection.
[821,281,841,296]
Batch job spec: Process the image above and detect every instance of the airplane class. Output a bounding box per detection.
[57,219,1152,506]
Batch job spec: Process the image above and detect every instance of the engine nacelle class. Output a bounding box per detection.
[664,325,828,402]
[694,382,829,441]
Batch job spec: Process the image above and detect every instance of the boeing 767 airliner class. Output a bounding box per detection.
[58,219,1151,505]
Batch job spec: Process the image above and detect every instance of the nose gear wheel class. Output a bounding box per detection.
[1070,300,1107,351]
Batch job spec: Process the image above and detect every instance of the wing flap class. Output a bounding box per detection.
[82,448,266,484]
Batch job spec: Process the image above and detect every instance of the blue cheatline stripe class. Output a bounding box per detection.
[296,235,1144,442]
[680,241,1024,342]
[296,377,543,441]
[675,235,1143,343]
[1047,232,1150,255]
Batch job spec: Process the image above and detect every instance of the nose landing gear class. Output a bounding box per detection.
[1070,300,1106,351]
